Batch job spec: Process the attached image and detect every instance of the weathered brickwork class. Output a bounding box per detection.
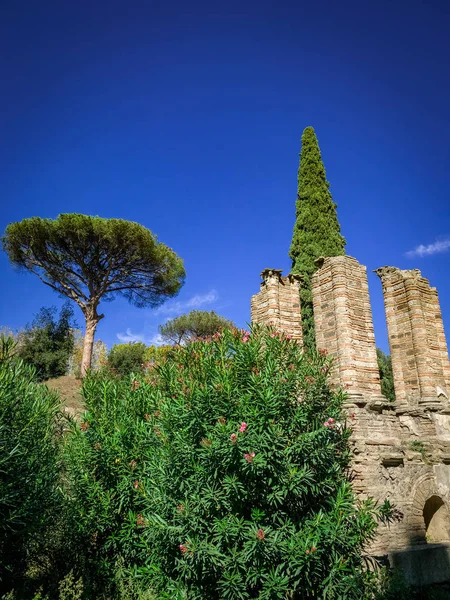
[349,404,450,557]
[312,256,382,401]
[375,267,450,409]
[250,269,303,343]
[251,259,450,583]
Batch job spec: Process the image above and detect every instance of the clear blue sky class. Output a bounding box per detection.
[1,0,450,352]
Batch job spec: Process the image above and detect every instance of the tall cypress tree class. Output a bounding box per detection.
[289,127,346,350]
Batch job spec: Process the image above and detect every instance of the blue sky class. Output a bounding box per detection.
[1,0,450,352]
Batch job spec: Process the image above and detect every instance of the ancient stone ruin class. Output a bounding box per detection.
[251,256,450,585]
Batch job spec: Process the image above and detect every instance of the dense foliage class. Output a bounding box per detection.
[16,302,76,381]
[64,327,391,599]
[377,349,396,402]
[159,310,235,345]
[0,336,62,591]
[2,214,185,374]
[107,342,148,376]
[289,127,346,351]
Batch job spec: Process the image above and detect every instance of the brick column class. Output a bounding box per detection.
[251,269,303,343]
[312,256,383,401]
[375,267,450,408]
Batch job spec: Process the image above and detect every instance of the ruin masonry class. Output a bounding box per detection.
[251,256,450,585]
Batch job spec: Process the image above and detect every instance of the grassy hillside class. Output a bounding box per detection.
[45,375,84,417]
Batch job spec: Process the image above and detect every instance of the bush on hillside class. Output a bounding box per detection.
[107,342,147,376]
[143,344,174,364]
[17,302,77,382]
[65,326,392,599]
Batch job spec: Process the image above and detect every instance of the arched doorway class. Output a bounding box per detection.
[423,496,450,543]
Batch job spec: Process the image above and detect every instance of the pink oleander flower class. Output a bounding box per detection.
[270,333,276,338]
[324,421,330,428]
[328,418,335,424]
[241,330,250,343]
[256,528,265,541]
[129,459,137,470]
[230,433,237,443]
[218,417,226,425]
[179,543,188,555]
[136,514,147,527]
[130,379,140,391]
[133,480,140,489]
[286,334,292,339]
[239,422,247,433]
[244,452,255,463]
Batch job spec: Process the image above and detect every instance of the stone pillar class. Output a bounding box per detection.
[251,269,303,343]
[375,267,450,408]
[312,256,383,401]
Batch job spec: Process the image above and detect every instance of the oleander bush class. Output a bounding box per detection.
[0,335,63,594]
[64,326,392,599]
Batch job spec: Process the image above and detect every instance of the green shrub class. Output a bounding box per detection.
[0,336,62,593]
[377,349,395,402]
[17,303,77,382]
[142,344,174,365]
[65,327,392,599]
[107,342,147,376]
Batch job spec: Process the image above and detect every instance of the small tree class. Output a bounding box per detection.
[107,342,147,377]
[17,302,77,381]
[289,127,346,350]
[2,214,185,375]
[159,309,234,345]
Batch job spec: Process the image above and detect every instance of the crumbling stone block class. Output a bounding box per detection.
[375,267,450,408]
[312,256,383,402]
[250,269,303,342]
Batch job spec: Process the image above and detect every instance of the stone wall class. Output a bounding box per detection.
[250,269,303,343]
[251,257,450,581]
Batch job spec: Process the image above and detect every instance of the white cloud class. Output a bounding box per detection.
[406,238,450,258]
[148,333,165,346]
[154,289,218,316]
[116,328,145,343]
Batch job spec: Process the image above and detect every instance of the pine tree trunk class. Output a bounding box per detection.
[80,316,99,377]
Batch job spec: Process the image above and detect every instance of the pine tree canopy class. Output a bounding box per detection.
[289,127,346,349]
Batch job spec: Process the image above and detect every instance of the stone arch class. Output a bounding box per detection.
[411,474,450,544]
[423,496,450,543]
